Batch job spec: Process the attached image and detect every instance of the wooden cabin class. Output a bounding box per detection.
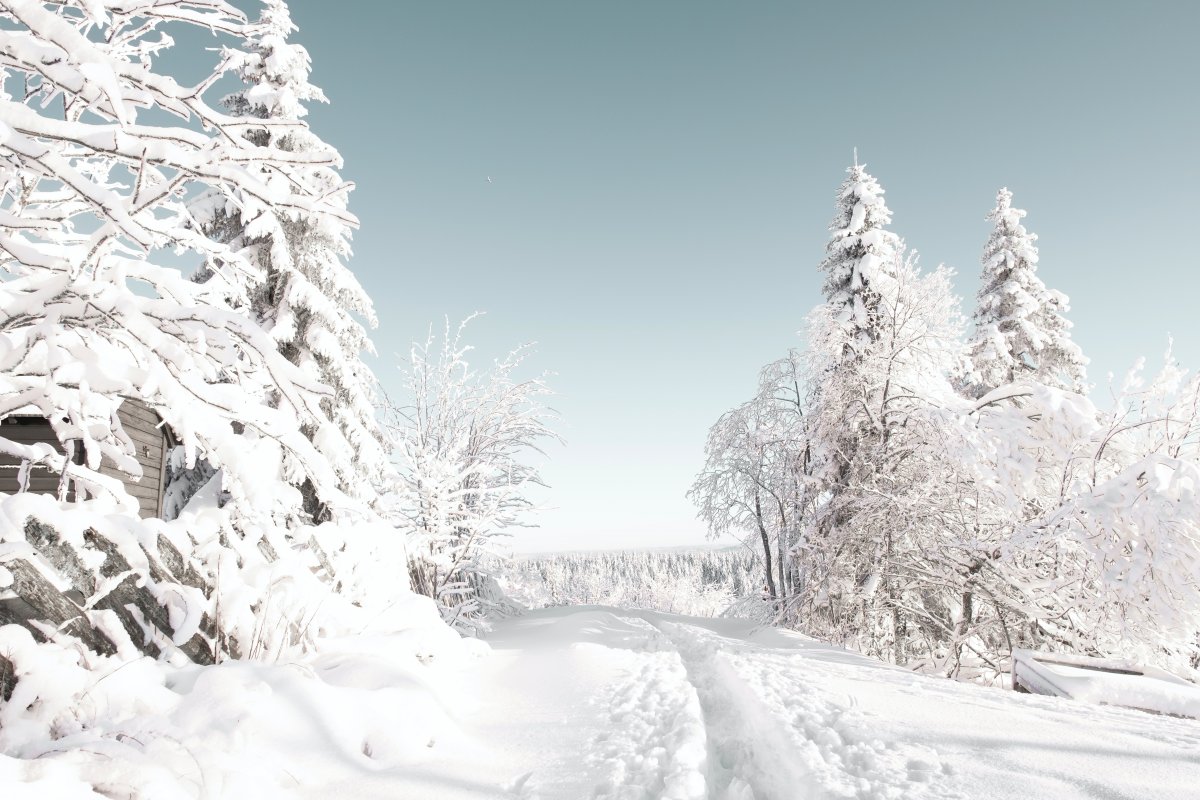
[0,398,176,519]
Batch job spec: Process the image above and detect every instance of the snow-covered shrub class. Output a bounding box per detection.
[383,316,559,630]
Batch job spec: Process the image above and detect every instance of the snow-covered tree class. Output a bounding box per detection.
[806,162,907,547]
[966,188,1087,395]
[0,0,350,516]
[800,164,949,658]
[689,350,809,603]
[999,351,1200,674]
[697,159,1198,683]
[818,161,903,355]
[190,0,385,519]
[0,0,438,684]
[798,251,968,663]
[383,317,559,628]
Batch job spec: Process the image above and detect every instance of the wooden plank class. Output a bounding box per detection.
[123,422,165,448]
[0,464,60,477]
[157,429,169,518]
[0,460,59,469]
[119,398,160,421]
[118,402,162,429]
[129,438,162,456]
[0,430,65,445]
[92,467,157,498]
[125,428,163,449]
[136,454,163,476]
[98,461,147,480]
[97,463,134,481]
[138,497,156,519]
[120,484,159,501]
[0,426,58,439]
[128,439,166,460]
[123,431,164,452]
[135,447,163,469]
[121,415,165,438]
[23,481,64,494]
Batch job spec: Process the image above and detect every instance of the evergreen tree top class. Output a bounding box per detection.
[968,188,1087,394]
[223,0,326,125]
[818,162,902,346]
[829,164,895,239]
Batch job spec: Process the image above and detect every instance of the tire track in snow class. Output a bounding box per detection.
[650,618,964,800]
[648,618,823,800]
[588,615,708,800]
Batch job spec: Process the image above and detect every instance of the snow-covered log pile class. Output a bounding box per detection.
[0,488,474,796]
[0,506,476,797]
[0,486,409,695]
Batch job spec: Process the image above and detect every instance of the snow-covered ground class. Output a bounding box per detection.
[312,606,1200,800]
[6,604,1199,799]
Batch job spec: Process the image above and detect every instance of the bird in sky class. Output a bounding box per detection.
[486,176,493,183]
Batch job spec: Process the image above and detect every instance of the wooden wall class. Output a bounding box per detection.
[0,419,79,499]
[0,399,171,518]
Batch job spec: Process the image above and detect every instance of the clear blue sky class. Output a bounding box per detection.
[282,0,1198,552]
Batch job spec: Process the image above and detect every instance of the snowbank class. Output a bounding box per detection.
[0,491,484,798]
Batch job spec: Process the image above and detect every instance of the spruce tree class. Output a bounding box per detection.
[967,188,1087,395]
[808,160,904,521]
[192,0,386,517]
[818,161,903,356]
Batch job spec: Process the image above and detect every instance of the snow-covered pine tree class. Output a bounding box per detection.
[803,162,906,599]
[818,160,903,357]
[966,188,1087,395]
[800,249,968,663]
[191,0,386,519]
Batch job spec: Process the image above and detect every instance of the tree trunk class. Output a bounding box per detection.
[755,494,777,599]
[776,528,787,600]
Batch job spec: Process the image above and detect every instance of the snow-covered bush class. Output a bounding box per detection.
[382,316,559,630]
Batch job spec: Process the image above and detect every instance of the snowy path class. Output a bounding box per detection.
[305,606,1200,800]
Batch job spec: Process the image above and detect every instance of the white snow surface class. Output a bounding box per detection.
[6,605,1200,799]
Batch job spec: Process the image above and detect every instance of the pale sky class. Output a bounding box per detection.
[282,0,1199,552]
